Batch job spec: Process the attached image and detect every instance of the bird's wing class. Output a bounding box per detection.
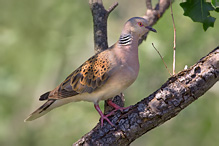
[44,50,114,100]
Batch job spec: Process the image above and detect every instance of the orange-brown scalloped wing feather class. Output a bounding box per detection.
[46,51,112,100]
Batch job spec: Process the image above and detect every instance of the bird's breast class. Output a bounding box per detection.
[118,63,139,85]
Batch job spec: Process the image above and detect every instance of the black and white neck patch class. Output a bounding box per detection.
[119,34,132,45]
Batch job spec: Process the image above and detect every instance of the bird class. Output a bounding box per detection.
[24,17,156,127]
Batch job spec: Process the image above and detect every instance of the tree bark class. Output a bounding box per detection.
[74,47,218,146]
[89,0,118,53]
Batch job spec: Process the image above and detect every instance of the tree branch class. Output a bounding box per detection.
[74,45,218,145]
[139,0,172,45]
[145,0,152,10]
[89,0,118,53]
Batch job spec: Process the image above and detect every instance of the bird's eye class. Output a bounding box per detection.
[138,22,143,27]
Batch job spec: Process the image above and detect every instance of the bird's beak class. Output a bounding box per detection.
[145,26,157,33]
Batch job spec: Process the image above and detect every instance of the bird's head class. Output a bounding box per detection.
[123,17,156,37]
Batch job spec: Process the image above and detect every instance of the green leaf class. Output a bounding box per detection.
[203,16,216,31]
[180,0,216,31]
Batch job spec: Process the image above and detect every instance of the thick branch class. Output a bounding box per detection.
[74,47,219,145]
[89,0,118,53]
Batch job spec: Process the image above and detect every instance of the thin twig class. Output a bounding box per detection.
[152,43,172,76]
[107,2,119,14]
[170,1,176,75]
[146,0,152,10]
[139,0,171,45]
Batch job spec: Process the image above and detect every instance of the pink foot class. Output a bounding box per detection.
[94,100,131,127]
[107,100,131,113]
[94,103,114,127]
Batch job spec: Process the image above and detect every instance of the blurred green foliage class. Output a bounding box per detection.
[0,0,218,146]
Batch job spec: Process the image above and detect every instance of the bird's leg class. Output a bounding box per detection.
[105,93,132,117]
[94,103,114,127]
[107,100,131,114]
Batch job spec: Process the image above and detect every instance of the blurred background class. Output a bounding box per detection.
[0,0,218,145]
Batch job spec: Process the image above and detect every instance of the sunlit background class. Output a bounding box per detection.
[0,0,218,145]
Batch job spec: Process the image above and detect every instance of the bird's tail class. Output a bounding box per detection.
[24,99,56,122]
